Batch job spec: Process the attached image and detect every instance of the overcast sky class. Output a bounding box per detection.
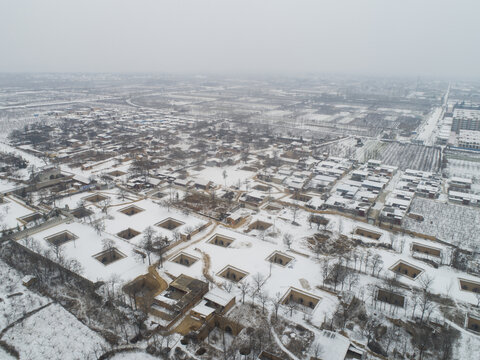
[1,0,479,78]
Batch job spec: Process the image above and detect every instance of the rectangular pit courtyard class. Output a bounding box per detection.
[156,217,185,230]
[218,265,248,283]
[267,251,294,267]
[390,260,424,280]
[248,220,272,231]
[376,289,405,307]
[208,234,235,248]
[411,243,441,257]
[93,247,126,265]
[171,252,199,267]
[354,227,382,240]
[117,228,141,240]
[84,193,109,203]
[459,278,480,293]
[467,315,480,333]
[71,207,93,219]
[281,288,321,310]
[45,230,77,247]
[119,205,144,216]
[18,212,43,225]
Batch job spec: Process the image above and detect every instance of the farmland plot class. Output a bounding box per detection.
[316,137,359,159]
[403,198,480,249]
[361,141,441,172]
[2,303,108,360]
[444,151,480,180]
[0,260,49,330]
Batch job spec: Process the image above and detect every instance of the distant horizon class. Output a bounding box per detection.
[1,1,480,79]
[0,71,476,83]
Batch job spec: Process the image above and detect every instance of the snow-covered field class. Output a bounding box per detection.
[0,259,49,330]
[358,140,440,172]
[19,221,150,283]
[164,219,340,325]
[0,179,18,193]
[445,153,480,181]
[110,352,159,360]
[0,141,46,169]
[0,195,36,230]
[2,303,108,360]
[403,197,480,248]
[103,197,208,245]
[190,165,255,188]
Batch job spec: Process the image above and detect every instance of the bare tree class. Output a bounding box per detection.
[311,343,323,359]
[102,238,115,253]
[140,226,156,265]
[222,169,228,188]
[118,187,128,201]
[363,250,372,273]
[329,262,347,291]
[48,240,64,260]
[285,301,297,317]
[291,202,299,224]
[418,274,435,323]
[271,292,282,321]
[320,257,330,286]
[258,291,268,314]
[237,280,250,303]
[92,219,105,235]
[223,281,233,293]
[252,273,266,294]
[437,326,459,360]
[283,232,293,249]
[100,198,111,214]
[153,235,169,268]
[370,254,383,277]
[345,270,359,291]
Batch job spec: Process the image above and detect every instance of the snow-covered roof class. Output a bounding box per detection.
[204,287,235,307]
[314,330,350,360]
[191,301,216,317]
[450,176,472,184]
[72,174,90,184]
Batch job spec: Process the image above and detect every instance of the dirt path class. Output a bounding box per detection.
[147,265,169,295]
[198,251,215,285]
[165,221,218,260]
[253,176,284,193]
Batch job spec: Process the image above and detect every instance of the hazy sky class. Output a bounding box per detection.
[1,0,479,78]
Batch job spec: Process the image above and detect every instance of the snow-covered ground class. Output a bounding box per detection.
[189,164,255,188]
[0,179,19,193]
[0,195,36,230]
[0,141,46,168]
[109,352,159,360]
[0,259,49,330]
[19,221,150,283]
[102,197,208,247]
[445,154,480,181]
[2,303,108,360]
[403,197,480,249]
[164,222,340,325]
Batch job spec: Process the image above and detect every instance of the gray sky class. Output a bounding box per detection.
[1,0,479,78]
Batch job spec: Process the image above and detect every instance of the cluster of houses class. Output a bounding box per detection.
[5,104,480,358]
[379,168,441,225]
[447,176,480,207]
[396,169,441,199]
[325,159,396,217]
